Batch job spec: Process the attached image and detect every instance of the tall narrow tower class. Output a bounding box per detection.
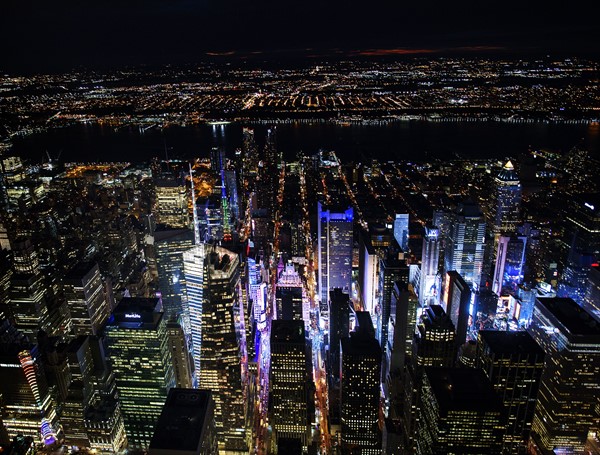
[317,202,354,305]
[419,225,441,306]
[444,200,486,290]
[182,244,247,453]
[492,160,521,237]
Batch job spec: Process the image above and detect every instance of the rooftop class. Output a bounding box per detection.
[478,330,544,357]
[271,320,305,344]
[149,388,212,453]
[496,160,520,182]
[536,297,600,340]
[425,367,505,416]
[107,297,163,330]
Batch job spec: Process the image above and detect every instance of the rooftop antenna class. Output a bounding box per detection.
[189,162,200,245]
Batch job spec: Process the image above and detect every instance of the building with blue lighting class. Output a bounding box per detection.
[492,161,521,237]
[444,200,486,291]
[393,213,409,252]
[317,202,354,305]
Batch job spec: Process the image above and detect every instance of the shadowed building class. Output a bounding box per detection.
[417,367,505,455]
[149,388,218,455]
[477,330,545,452]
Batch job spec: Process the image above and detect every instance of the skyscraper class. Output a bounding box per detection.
[393,213,410,252]
[317,202,354,304]
[564,193,600,257]
[417,368,505,454]
[104,298,174,449]
[444,200,486,290]
[491,161,521,237]
[182,244,247,452]
[492,234,527,296]
[328,288,351,394]
[7,237,65,339]
[155,178,189,229]
[383,283,418,417]
[358,229,379,315]
[0,321,60,446]
[419,225,441,307]
[270,320,310,446]
[149,388,218,455]
[154,228,195,322]
[442,271,471,348]
[166,322,193,389]
[527,297,600,453]
[377,245,409,356]
[340,314,382,454]
[476,331,545,452]
[62,262,110,336]
[416,305,456,368]
[558,248,596,306]
[275,262,305,322]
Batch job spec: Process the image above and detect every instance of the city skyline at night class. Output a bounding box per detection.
[1,3,600,453]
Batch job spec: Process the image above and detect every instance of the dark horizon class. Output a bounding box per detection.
[2,0,599,73]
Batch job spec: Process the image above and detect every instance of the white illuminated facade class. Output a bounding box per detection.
[419,225,440,306]
[183,243,248,453]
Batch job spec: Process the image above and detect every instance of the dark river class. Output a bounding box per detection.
[8,120,600,163]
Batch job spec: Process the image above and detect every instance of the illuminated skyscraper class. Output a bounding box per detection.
[340,313,382,454]
[527,297,600,453]
[149,388,218,455]
[419,225,441,307]
[358,224,394,317]
[393,213,409,252]
[444,200,486,290]
[416,305,455,368]
[476,330,545,452]
[442,271,471,348]
[155,178,189,229]
[275,262,305,322]
[0,321,60,447]
[564,193,600,257]
[154,228,195,321]
[317,202,354,305]
[270,320,310,446]
[417,368,505,455]
[182,244,247,452]
[62,262,110,336]
[358,229,378,315]
[247,253,267,331]
[492,234,527,296]
[104,298,174,449]
[7,237,64,339]
[491,161,521,237]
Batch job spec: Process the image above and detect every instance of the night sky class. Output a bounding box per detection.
[2,0,600,72]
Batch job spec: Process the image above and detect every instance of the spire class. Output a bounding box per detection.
[189,162,200,245]
[504,160,514,170]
